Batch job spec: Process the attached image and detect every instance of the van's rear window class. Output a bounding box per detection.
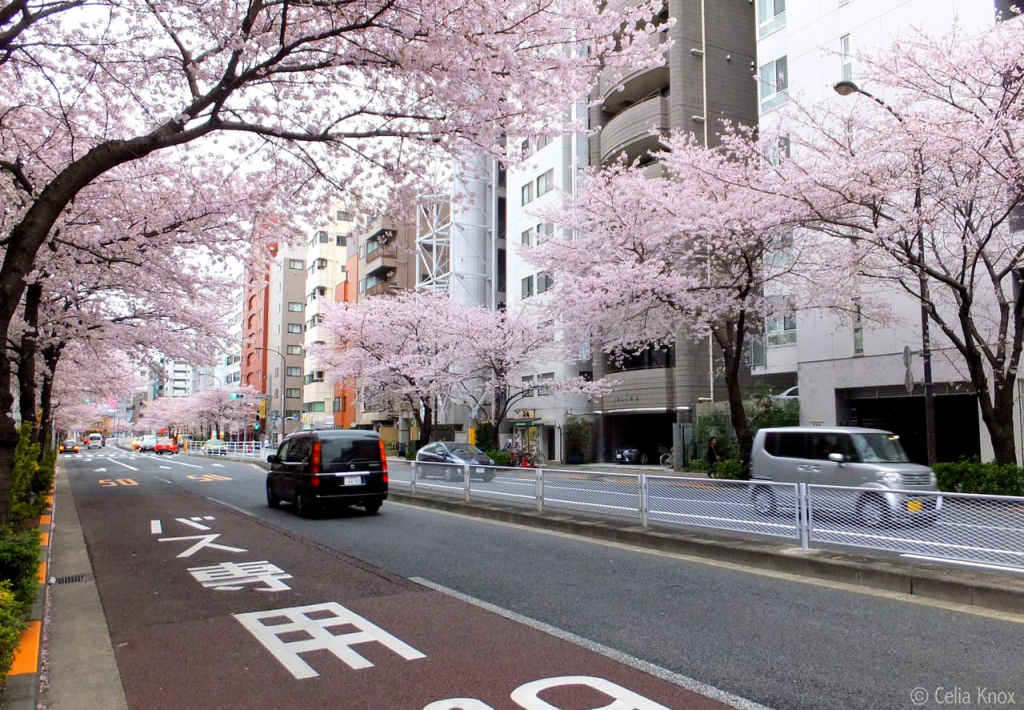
[322,438,379,464]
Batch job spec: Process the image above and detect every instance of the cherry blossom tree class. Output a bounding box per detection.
[0,0,667,524]
[527,148,836,465]
[727,20,1024,464]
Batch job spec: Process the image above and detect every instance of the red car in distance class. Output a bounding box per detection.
[154,438,179,455]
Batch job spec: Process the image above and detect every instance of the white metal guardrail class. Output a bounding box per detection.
[390,461,1024,572]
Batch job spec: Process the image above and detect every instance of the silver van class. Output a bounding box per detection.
[749,426,942,527]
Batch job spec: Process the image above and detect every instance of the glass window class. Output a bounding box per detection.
[521,229,532,246]
[286,345,303,355]
[288,259,304,270]
[333,397,341,413]
[286,388,302,398]
[537,272,554,294]
[286,366,302,377]
[286,437,310,463]
[758,0,786,36]
[759,56,789,112]
[322,436,381,464]
[303,401,326,413]
[521,182,533,206]
[851,433,911,463]
[521,275,534,298]
[853,298,864,355]
[288,302,303,312]
[840,34,853,82]
[537,168,554,197]
[536,135,553,150]
[287,323,303,334]
[336,235,347,247]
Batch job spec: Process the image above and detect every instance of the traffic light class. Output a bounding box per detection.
[230,393,242,400]
[253,422,261,430]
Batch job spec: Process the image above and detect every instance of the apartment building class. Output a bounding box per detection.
[580,0,759,461]
[752,0,1023,463]
[301,210,355,427]
[265,241,308,443]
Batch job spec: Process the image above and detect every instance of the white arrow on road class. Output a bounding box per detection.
[94,468,107,472]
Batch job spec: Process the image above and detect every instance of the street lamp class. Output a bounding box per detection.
[833,80,937,465]
[257,347,288,447]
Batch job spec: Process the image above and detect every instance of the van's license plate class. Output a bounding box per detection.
[475,467,485,474]
[342,476,364,486]
[907,500,923,512]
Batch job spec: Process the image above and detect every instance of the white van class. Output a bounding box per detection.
[749,426,942,527]
[87,433,103,449]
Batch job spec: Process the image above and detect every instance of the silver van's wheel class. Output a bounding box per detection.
[752,486,777,516]
[857,495,889,528]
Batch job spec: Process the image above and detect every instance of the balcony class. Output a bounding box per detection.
[598,36,669,113]
[365,280,398,298]
[365,243,398,277]
[600,95,669,166]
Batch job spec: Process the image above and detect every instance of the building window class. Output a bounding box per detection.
[758,0,786,37]
[536,223,554,245]
[336,235,347,247]
[537,168,554,197]
[853,298,864,356]
[333,397,341,413]
[521,275,534,299]
[337,210,350,221]
[286,345,303,355]
[537,272,554,293]
[288,259,304,270]
[522,375,534,397]
[521,182,533,206]
[314,258,328,271]
[537,372,554,396]
[287,323,303,334]
[765,135,791,167]
[766,307,797,346]
[759,55,789,112]
[536,135,553,150]
[303,401,326,413]
[288,302,304,312]
[317,230,329,243]
[286,366,302,377]
[286,388,302,398]
[521,138,531,159]
[840,34,853,82]
[521,229,533,246]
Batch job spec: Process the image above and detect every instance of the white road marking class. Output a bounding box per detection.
[412,577,772,710]
[159,466,171,470]
[153,458,203,469]
[150,520,162,534]
[105,457,138,471]
[94,468,107,473]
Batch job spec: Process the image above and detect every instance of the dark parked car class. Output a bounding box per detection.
[266,429,387,517]
[415,442,495,481]
[613,445,659,464]
[58,439,79,454]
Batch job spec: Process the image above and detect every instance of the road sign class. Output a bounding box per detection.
[905,369,914,394]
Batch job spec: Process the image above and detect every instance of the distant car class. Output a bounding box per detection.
[415,442,495,482]
[87,433,103,449]
[154,438,179,455]
[58,440,79,454]
[773,385,799,400]
[139,435,158,452]
[202,439,228,456]
[613,445,658,464]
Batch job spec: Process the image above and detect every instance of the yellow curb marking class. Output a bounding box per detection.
[39,514,51,525]
[9,621,41,675]
[37,560,46,584]
[39,532,49,546]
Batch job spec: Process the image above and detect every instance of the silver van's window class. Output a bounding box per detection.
[850,433,910,463]
[808,433,857,461]
[766,432,805,458]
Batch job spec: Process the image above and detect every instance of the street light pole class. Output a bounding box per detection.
[834,80,937,465]
[257,347,288,446]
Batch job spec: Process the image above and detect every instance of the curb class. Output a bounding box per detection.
[388,489,1024,615]
[3,485,54,709]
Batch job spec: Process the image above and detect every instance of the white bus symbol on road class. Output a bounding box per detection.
[234,602,426,679]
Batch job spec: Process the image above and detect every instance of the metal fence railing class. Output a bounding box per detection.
[389,461,1024,572]
[180,441,274,460]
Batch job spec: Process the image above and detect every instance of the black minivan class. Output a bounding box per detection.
[266,429,388,517]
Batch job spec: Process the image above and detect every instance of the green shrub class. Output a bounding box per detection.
[0,529,41,614]
[33,450,56,496]
[474,421,498,452]
[0,581,26,683]
[685,458,709,474]
[487,450,512,467]
[9,423,41,528]
[563,415,591,463]
[712,458,744,480]
[933,458,1024,496]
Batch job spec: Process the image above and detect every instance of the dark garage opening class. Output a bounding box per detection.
[603,412,674,463]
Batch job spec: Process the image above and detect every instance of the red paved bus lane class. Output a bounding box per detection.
[71,476,743,710]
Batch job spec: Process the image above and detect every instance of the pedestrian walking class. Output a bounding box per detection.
[706,437,722,478]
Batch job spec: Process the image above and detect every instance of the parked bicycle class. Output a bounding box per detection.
[659,447,674,468]
[510,447,546,467]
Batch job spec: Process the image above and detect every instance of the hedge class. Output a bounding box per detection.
[933,458,1024,497]
[0,581,26,685]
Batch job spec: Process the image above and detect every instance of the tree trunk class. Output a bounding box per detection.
[38,344,63,458]
[18,283,42,441]
[714,319,752,476]
[0,354,18,525]
[417,401,434,447]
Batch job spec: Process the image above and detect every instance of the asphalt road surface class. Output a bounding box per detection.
[62,446,1024,710]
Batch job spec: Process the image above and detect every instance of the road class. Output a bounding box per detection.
[61,446,1024,710]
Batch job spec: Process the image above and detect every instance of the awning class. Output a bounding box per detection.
[508,419,540,428]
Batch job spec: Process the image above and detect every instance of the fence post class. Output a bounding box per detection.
[464,463,471,502]
[640,474,649,529]
[536,468,544,513]
[410,461,417,494]
[798,483,810,551]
